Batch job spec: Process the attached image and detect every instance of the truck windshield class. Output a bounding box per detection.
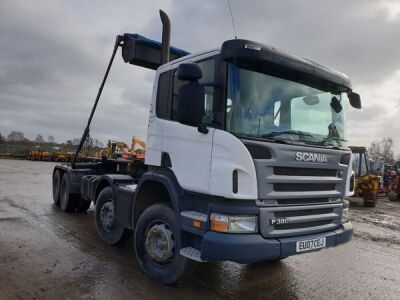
[226,63,347,148]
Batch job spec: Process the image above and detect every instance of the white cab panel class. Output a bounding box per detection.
[162,121,215,194]
[210,130,257,199]
[145,76,162,166]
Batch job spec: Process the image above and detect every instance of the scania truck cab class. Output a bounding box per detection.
[52,11,360,284]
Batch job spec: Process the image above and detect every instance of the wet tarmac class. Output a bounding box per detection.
[0,158,400,299]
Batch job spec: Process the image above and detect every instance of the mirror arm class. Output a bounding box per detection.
[198,123,209,134]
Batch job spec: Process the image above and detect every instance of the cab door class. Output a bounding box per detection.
[161,57,217,194]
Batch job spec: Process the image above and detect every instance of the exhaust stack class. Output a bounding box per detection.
[159,10,171,64]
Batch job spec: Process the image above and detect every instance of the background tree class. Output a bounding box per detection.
[48,135,55,144]
[0,133,4,144]
[7,131,25,142]
[368,137,395,163]
[35,134,44,143]
[93,138,104,148]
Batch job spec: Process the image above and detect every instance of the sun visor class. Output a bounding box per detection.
[221,39,352,92]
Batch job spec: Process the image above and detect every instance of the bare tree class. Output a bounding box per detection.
[7,131,25,142]
[0,133,4,144]
[93,138,104,148]
[368,137,395,163]
[48,135,55,144]
[35,134,44,143]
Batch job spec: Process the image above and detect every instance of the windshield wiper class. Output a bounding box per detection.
[321,136,347,145]
[261,130,313,139]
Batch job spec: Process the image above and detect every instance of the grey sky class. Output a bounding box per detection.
[1,0,400,151]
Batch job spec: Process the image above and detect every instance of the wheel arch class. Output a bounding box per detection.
[132,168,182,226]
[94,174,134,205]
[53,165,68,180]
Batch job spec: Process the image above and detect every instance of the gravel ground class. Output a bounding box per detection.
[1,159,400,300]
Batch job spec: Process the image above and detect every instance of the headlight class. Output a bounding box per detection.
[341,199,350,223]
[210,213,258,233]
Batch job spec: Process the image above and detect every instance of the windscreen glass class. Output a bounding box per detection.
[226,63,347,147]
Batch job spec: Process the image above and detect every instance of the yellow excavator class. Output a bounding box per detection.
[130,136,146,159]
[98,136,146,160]
[350,146,380,207]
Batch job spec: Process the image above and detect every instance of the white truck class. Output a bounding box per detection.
[52,11,360,284]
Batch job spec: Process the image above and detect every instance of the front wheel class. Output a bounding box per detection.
[134,203,197,284]
[95,187,128,245]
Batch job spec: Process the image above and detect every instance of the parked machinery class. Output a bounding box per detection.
[368,155,385,192]
[100,140,129,159]
[27,147,41,160]
[350,146,380,207]
[130,136,146,159]
[387,161,400,201]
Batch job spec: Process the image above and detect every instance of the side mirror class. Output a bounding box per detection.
[177,64,205,128]
[177,63,202,81]
[348,92,361,109]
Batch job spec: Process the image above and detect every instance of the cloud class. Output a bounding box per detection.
[0,0,400,154]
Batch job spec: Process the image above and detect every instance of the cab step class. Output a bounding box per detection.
[179,247,206,262]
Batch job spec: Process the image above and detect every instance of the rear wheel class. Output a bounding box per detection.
[134,203,197,284]
[52,170,62,205]
[59,175,79,212]
[95,187,127,245]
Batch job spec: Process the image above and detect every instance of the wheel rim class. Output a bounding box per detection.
[100,201,115,232]
[144,222,175,264]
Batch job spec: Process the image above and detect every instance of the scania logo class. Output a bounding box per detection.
[295,152,327,163]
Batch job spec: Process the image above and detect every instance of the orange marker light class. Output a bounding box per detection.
[193,220,201,228]
[210,213,228,233]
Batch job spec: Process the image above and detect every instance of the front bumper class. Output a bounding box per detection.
[200,222,353,263]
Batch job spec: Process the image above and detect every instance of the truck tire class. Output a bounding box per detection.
[388,191,399,201]
[59,175,79,212]
[95,187,128,245]
[52,170,62,204]
[134,203,197,284]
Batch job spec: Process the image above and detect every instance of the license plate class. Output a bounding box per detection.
[296,237,326,253]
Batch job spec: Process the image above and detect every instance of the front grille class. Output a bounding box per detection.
[274,167,337,177]
[274,183,335,192]
[275,208,333,217]
[275,220,331,230]
[259,203,342,238]
[277,198,330,205]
